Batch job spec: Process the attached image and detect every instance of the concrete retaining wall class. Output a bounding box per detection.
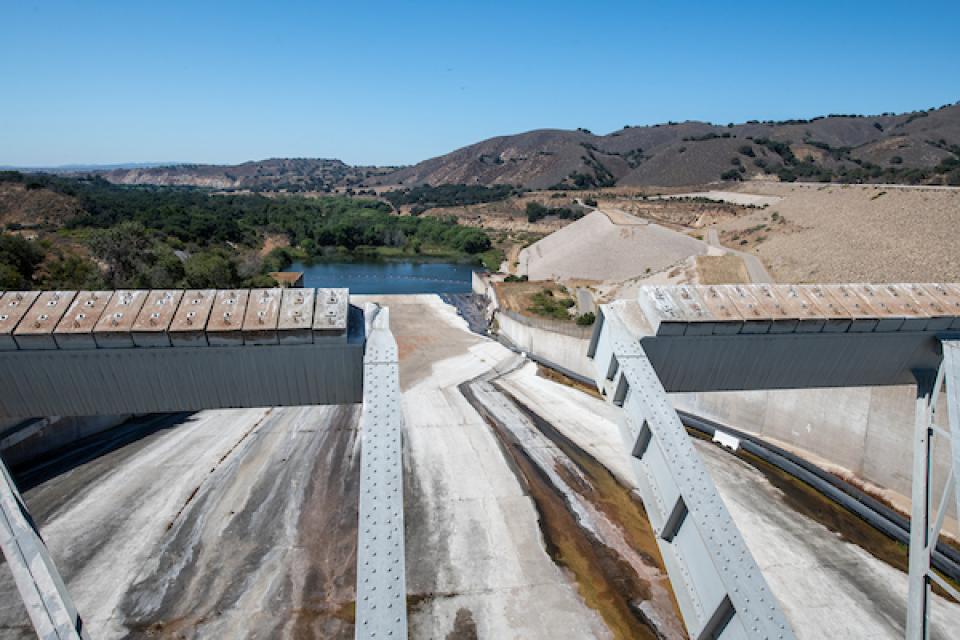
[471,271,487,295]
[496,312,595,380]
[1,414,129,467]
[672,386,956,528]
[494,312,955,528]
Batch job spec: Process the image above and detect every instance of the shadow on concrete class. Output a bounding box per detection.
[440,293,489,336]
[8,412,194,492]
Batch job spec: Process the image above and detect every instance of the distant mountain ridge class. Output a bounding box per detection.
[49,102,960,191]
[376,103,960,188]
[92,158,399,192]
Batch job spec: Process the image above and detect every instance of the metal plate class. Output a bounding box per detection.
[697,286,744,335]
[776,285,825,333]
[636,286,688,336]
[852,283,929,332]
[0,292,42,350]
[207,289,249,346]
[278,287,315,344]
[13,291,77,350]
[54,291,114,349]
[169,289,215,346]
[715,285,770,334]
[905,284,957,331]
[313,288,348,341]
[797,285,853,333]
[669,285,715,335]
[242,288,282,345]
[132,290,184,347]
[752,284,799,333]
[823,284,879,332]
[93,290,148,348]
[927,284,960,330]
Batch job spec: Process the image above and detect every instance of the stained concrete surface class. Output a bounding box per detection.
[0,405,361,639]
[366,295,615,639]
[3,293,958,639]
[497,362,960,639]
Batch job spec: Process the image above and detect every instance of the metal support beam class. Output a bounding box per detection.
[355,305,406,640]
[0,457,87,639]
[907,340,960,639]
[907,369,936,640]
[591,309,795,640]
[945,342,960,556]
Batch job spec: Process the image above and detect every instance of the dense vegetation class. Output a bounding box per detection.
[525,202,585,223]
[527,287,575,320]
[731,136,960,185]
[383,183,519,213]
[0,172,494,290]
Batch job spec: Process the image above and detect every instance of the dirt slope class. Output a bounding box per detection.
[376,103,960,189]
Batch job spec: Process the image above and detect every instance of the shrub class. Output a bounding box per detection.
[576,312,596,326]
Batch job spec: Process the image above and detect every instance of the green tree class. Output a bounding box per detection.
[0,235,45,288]
[184,251,239,288]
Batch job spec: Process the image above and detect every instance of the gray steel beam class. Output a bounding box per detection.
[355,304,406,640]
[0,458,87,639]
[0,339,364,418]
[906,370,936,640]
[907,341,960,639]
[945,342,960,554]
[591,308,794,640]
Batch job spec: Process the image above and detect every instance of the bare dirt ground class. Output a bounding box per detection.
[0,183,82,228]
[496,181,959,285]
[694,255,750,284]
[259,232,291,257]
[711,181,960,283]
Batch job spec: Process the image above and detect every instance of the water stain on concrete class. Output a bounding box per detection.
[461,379,684,640]
[445,607,478,640]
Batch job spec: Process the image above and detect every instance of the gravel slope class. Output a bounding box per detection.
[716,182,960,283]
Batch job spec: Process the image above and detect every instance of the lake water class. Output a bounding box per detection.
[289,261,480,294]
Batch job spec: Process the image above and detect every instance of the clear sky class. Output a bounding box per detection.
[2,1,958,167]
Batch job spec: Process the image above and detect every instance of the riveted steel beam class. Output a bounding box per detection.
[906,341,960,640]
[355,304,406,640]
[0,459,87,639]
[590,307,795,640]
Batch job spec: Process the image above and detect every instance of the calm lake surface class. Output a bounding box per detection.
[289,261,481,294]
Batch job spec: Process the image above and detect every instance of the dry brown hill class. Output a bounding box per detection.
[376,103,960,189]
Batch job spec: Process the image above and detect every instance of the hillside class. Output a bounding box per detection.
[95,158,397,193]
[56,103,960,192]
[376,103,960,188]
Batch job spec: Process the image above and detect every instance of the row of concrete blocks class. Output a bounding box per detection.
[637,283,960,336]
[0,287,349,350]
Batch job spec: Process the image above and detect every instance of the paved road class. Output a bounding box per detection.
[0,405,361,639]
[706,227,773,283]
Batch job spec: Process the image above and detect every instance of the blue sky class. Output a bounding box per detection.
[2,1,958,167]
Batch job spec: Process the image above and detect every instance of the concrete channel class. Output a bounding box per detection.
[2,293,960,638]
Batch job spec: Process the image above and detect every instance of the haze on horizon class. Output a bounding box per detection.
[2,0,958,168]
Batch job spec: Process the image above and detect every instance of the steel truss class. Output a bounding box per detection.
[0,303,407,640]
[907,339,960,639]
[590,309,795,640]
[0,459,86,639]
